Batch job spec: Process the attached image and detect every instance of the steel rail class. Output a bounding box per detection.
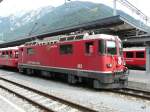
[111,88,150,100]
[0,77,98,112]
[0,85,52,112]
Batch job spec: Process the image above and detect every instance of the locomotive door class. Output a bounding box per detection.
[45,44,58,66]
[49,44,57,66]
[84,41,96,70]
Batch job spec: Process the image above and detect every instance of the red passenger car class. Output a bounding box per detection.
[123,47,146,69]
[0,47,19,68]
[18,33,128,89]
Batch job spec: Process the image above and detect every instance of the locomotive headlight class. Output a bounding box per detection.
[106,63,112,68]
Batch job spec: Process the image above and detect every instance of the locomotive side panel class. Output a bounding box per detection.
[18,40,116,75]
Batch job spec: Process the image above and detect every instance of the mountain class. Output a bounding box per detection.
[0,1,148,42]
[0,6,54,41]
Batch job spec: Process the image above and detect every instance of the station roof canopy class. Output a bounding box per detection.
[0,15,149,48]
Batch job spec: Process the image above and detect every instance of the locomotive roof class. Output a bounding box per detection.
[0,46,19,51]
[123,47,145,51]
[25,33,120,46]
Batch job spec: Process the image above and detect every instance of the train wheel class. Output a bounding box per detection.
[67,74,77,84]
[93,80,102,89]
[18,68,23,73]
[26,69,33,75]
[41,71,52,78]
[18,68,26,74]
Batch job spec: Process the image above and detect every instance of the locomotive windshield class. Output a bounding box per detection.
[106,41,116,55]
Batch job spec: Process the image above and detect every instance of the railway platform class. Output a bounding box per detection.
[128,70,150,91]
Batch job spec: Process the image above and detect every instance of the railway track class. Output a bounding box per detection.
[0,77,98,112]
[111,88,150,100]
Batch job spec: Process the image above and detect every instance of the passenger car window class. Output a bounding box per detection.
[136,52,144,58]
[60,44,73,54]
[126,52,133,58]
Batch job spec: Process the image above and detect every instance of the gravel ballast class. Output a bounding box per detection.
[0,69,150,112]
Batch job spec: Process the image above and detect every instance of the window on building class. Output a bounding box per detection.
[136,52,144,58]
[126,52,134,58]
[85,42,94,54]
[60,44,73,54]
[27,48,35,55]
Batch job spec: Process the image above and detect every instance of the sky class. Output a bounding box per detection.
[0,0,149,21]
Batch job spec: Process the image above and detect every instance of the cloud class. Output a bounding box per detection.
[0,0,149,19]
[0,0,64,17]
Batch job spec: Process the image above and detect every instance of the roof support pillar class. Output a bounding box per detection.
[146,45,150,73]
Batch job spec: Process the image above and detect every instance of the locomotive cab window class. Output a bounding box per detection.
[136,52,144,58]
[85,42,94,54]
[60,44,73,54]
[27,48,35,55]
[106,41,116,55]
[126,52,133,58]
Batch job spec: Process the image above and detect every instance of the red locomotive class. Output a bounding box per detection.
[123,47,146,69]
[0,33,128,89]
[0,47,19,68]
